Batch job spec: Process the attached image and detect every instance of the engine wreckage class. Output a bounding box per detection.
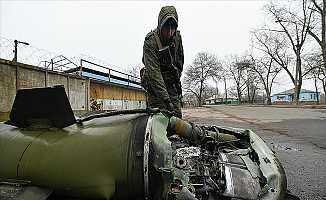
[0,86,287,200]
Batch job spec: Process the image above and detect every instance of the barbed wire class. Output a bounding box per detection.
[0,36,128,74]
[0,37,14,60]
[0,36,59,67]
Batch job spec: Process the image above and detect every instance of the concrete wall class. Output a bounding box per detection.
[0,59,88,116]
[0,59,146,121]
[0,62,16,115]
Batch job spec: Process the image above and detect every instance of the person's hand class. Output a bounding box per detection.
[167,102,174,111]
[161,109,175,118]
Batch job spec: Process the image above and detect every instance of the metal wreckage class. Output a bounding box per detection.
[0,86,287,200]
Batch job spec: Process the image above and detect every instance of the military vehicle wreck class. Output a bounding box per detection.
[0,86,287,200]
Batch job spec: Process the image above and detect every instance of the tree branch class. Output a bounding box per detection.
[311,0,322,13]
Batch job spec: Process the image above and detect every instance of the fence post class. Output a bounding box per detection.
[79,59,83,76]
[108,69,111,82]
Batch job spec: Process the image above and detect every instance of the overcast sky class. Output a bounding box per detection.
[0,1,317,94]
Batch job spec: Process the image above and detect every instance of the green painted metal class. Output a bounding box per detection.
[0,113,147,199]
[0,112,287,200]
[150,113,172,169]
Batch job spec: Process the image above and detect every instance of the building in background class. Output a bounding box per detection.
[271,88,320,104]
[204,94,239,105]
[0,58,146,122]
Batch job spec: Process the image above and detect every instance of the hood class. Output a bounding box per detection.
[158,6,178,30]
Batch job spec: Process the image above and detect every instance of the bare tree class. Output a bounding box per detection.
[317,68,326,103]
[306,0,326,103]
[183,52,222,106]
[253,28,300,100]
[311,68,321,104]
[212,77,219,97]
[218,64,231,104]
[248,52,282,105]
[223,76,228,104]
[266,0,313,104]
[128,64,141,82]
[307,0,326,74]
[203,85,218,104]
[304,52,325,103]
[183,92,197,107]
[227,56,248,104]
[243,66,261,104]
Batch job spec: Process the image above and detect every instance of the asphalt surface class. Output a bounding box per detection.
[182,105,326,200]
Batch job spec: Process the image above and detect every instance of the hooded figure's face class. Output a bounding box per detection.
[161,18,177,40]
[158,6,178,44]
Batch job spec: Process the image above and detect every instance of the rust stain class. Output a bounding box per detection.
[90,82,145,101]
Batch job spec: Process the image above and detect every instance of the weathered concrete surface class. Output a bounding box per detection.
[183,105,326,200]
[18,67,45,89]
[47,73,69,94]
[68,78,87,110]
[0,63,16,113]
[0,59,146,121]
[0,59,88,115]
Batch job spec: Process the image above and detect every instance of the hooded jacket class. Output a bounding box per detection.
[142,6,184,111]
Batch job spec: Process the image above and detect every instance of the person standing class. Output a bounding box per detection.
[141,6,184,118]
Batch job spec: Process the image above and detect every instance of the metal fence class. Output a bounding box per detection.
[79,59,141,88]
[0,36,141,87]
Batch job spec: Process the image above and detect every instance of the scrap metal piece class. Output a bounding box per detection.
[0,86,288,200]
[8,86,76,128]
[220,152,261,200]
[0,180,52,200]
[143,115,153,199]
[174,147,200,169]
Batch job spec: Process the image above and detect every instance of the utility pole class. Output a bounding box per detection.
[13,40,29,62]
